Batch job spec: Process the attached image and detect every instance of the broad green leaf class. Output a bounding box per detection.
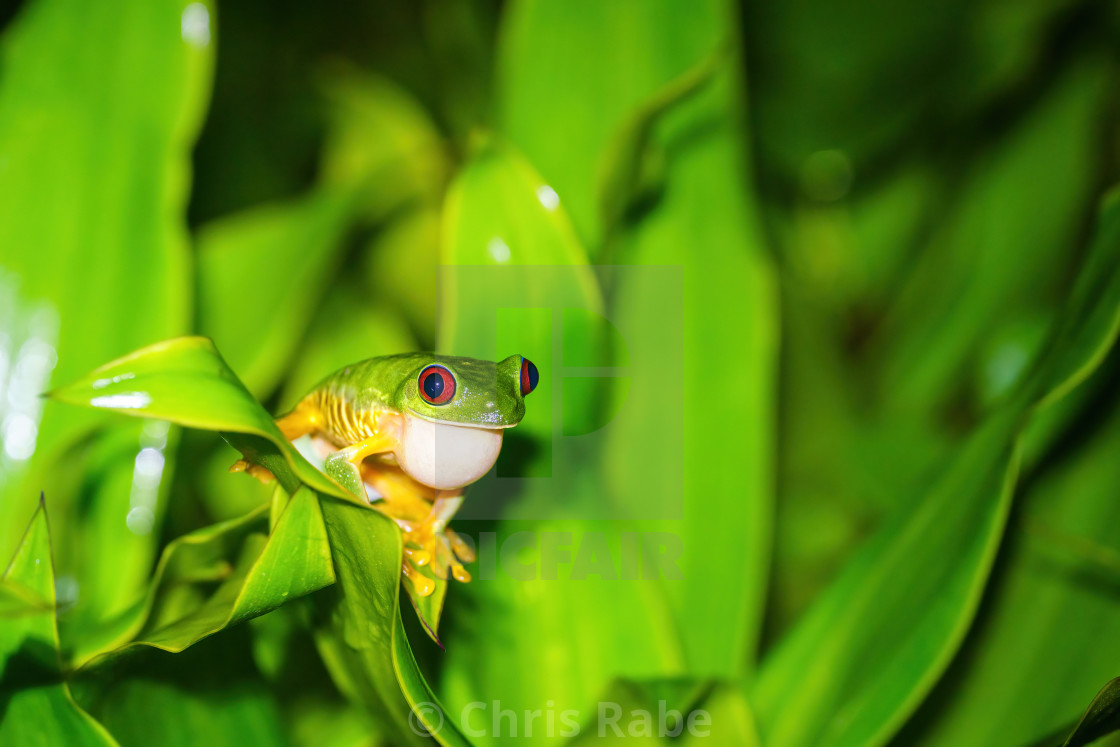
[436,143,685,738]
[567,679,702,746]
[195,189,358,398]
[75,487,333,666]
[437,141,603,350]
[496,0,776,681]
[0,502,117,745]
[47,336,351,502]
[596,47,722,243]
[1062,678,1120,747]
[312,498,471,747]
[896,367,1120,745]
[0,0,211,618]
[754,411,1022,747]
[498,0,725,249]
[0,578,50,619]
[605,60,776,677]
[681,684,761,747]
[441,515,687,745]
[501,0,779,676]
[753,195,1120,746]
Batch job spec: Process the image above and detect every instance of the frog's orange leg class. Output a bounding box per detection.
[360,462,472,594]
[275,397,321,440]
[230,397,322,482]
[361,463,436,521]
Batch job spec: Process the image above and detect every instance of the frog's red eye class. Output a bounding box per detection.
[520,357,539,397]
[418,365,456,405]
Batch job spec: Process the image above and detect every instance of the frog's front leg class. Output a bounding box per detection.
[323,430,400,500]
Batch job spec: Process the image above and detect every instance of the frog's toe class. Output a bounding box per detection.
[446,528,476,563]
[229,459,276,484]
[402,562,435,597]
[404,545,431,567]
[401,526,472,585]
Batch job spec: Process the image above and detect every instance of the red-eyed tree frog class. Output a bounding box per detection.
[232,353,539,596]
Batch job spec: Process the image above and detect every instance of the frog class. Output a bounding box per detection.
[231,353,539,597]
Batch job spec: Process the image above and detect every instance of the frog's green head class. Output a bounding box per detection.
[392,354,538,490]
[398,354,537,427]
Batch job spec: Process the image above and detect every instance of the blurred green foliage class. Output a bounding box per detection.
[2,0,1120,745]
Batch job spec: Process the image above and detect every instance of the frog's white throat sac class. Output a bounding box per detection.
[394,413,504,490]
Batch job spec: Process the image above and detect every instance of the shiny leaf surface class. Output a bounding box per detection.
[47,336,350,501]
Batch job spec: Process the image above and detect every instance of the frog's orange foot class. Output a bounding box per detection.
[228,458,276,484]
[399,526,474,596]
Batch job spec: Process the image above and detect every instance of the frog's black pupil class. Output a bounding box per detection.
[423,372,444,400]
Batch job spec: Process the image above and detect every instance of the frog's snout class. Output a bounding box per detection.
[394,414,503,490]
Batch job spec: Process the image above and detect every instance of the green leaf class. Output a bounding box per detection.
[605,61,776,678]
[437,141,603,356]
[0,0,211,616]
[497,0,729,249]
[752,195,1120,746]
[495,0,777,682]
[1062,678,1120,747]
[75,487,333,667]
[596,46,723,242]
[47,335,352,502]
[0,502,117,745]
[0,579,51,619]
[503,0,776,680]
[435,142,686,733]
[312,498,471,747]
[896,390,1120,745]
